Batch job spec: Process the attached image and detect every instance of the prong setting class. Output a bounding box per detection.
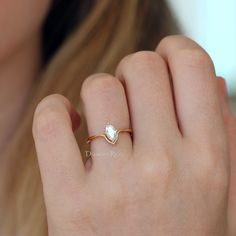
[104,123,118,144]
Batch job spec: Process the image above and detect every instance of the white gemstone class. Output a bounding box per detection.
[105,124,118,143]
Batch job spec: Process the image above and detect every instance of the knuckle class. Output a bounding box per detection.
[175,49,214,70]
[81,73,122,99]
[118,51,166,75]
[129,51,164,65]
[141,155,174,184]
[142,160,159,179]
[156,35,193,50]
[36,94,69,112]
[33,99,65,139]
[157,35,179,49]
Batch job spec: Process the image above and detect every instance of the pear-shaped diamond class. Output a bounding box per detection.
[105,124,118,144]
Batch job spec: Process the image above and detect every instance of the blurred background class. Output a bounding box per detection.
[167,0,236,113]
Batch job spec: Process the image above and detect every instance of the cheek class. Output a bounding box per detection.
[0,0,50,61]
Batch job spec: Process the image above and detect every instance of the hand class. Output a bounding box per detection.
[32,36,236,236]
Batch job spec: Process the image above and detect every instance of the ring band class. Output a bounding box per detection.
[87,123,132,145]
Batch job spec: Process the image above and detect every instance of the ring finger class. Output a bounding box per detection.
[81,73,133,170]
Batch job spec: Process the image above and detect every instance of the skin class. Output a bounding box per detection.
[0,0,49,156]
[1,1,236,236]
[33,39,236,235]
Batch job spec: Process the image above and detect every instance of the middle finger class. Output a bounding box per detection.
[116,51,181,151]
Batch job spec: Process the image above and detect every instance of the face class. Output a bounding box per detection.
[0,0,50,62]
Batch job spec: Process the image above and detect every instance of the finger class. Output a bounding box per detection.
[116,51,180,150]
[32,94,85,212]
[156,35,225,142]
[81,74,132,169]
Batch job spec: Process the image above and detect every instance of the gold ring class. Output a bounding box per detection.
[87,123,132,145]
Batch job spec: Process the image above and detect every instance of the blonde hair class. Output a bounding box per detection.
[0,0,178,234]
